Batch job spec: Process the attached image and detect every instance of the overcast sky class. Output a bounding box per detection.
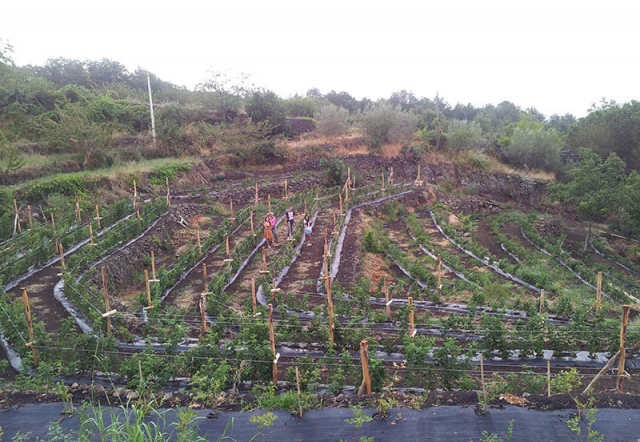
[3,1,639,118]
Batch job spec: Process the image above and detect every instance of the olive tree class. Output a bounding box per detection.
[445,119,485,152]
[501,127,563,172]
[359,102,417,152]
[315,104,349,137]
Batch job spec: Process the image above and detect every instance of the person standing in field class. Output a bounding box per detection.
[263,215,274,248]
[268,212,278,244]
[285,206,296,239]
[304,214,313,246]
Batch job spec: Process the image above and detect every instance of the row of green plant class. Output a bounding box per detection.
[0,197,132,286]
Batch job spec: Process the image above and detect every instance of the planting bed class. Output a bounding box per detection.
[2,155,640,418]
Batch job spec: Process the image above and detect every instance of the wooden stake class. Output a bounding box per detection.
[269,303,278,386]
[224,235,233,262]
[260,247,269,274]
[596,272,602,313]
[20,288,38,366]
[102,267,112,334]
[539,289,545,314]
[415,164,423,186]
[270,277,281,303]
[480,354,485,398]
[339,193,343,215]
[359,340,371,395]
[327,276,334,347]
[202,264,209,294]
[345,180,349,202]
[50,212,56,236]
[14,199,21,234]
[437,255,442,302]
[75,194,81,222]
[229,199,235,220]
[196,226,202,255]
[617,305,632,393]
[384,277,391,320]
[547,360,551,397]
[315,184,319,201]
[251,278,257,314]
[95,204,102,230]
[255,183,259,208]
[303,199,307,215]
[268,194,272,212]
[408,296,415,338]
[144,269,152,308]
[200,296,208,333]
[389,166,394,185]
[57,239,65,270]
[284,179,288,199]
[165,177,171,206]
[27,205,33,231]
[381,172,386,197]
[133,180,138,212]
[149,251,159,282]
[295,366,303,417]
[89,221,95,245]
[250,211,255,234]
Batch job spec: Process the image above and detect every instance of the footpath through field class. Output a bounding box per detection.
[0,402,638,441]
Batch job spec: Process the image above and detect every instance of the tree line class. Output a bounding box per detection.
[1,40,640,238]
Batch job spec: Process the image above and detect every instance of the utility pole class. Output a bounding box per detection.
[147,73,156,145]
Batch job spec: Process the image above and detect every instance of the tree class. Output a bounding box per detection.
[285,96,317,118]
[0,132,24,183]
[501,127,563,171]
[359,102,417,152]
[196,70,254,123]
[445,119,485,152]
[315,104,349,137]
[550,147,627,249]
[245,90,287,134]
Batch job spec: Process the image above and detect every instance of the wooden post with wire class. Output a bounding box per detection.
[327,275,335,347]
[95,204,102,230]
[101,267,116,334]
[251,278,257,314]
[50,212,56,236]
[223,235,233,262]
[617,305,632,393]
[539,289,545,314]
[27,205,33,231]
[144,269,152,309]
[408,296,416,338]
[149,251,159,282]
[269,303,278,386]
[358,340,371,395]
[200,295,208,333]
[14,198,21,234]
[596,272,602,313]
[165,177,171,207]
[20,287,39,366]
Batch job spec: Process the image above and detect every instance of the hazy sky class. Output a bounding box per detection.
[3,1,639,118]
